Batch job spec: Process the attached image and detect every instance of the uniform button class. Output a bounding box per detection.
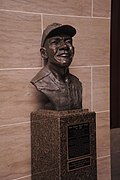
[65,78,68,83]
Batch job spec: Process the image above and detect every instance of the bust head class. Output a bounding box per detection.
[40,23,76,67]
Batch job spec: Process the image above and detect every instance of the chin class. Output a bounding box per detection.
[55,58,72,67]
[58,63,71,68]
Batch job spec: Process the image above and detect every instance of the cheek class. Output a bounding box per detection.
[71,46,74,55]
[49,47,57,56]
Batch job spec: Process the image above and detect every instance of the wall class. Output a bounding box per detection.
[0,0,111,179]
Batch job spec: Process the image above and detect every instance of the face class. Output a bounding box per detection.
[44,34,74,67]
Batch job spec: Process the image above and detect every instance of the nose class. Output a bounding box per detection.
[59,40,69,50]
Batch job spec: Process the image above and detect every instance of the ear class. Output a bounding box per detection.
[40,47,48,59]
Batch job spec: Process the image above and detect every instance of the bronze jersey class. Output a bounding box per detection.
[31,66,82,111]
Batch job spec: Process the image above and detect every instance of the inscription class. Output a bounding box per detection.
[68,157,91,171]
[68,123,90,159]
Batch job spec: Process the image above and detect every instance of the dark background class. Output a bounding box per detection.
[110,0,120,128]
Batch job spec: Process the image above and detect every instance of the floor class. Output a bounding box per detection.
[111,128,120,180]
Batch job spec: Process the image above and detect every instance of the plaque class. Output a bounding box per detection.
[68,123,90,159]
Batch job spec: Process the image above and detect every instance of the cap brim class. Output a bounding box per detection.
[48,24,76,38]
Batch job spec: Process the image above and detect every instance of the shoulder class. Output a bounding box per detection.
[31,66,51,84]
[31,66,59,91]
[69,73,82,85]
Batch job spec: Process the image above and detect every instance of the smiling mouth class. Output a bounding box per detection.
[57,53,70,57]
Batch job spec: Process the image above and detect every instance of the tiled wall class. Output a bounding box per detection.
[0,0,111,179]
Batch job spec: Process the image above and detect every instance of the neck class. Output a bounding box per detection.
[47,63,69,81]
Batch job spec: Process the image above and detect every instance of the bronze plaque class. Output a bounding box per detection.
[68,123,90,159]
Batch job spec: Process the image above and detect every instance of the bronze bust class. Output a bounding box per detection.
[31,23,82,110]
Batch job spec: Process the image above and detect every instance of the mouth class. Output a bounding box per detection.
[56,52,71,57]
[59,54,69,57]
[54,53,73,66]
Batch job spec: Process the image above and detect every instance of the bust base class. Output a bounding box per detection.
[31,109,97,180]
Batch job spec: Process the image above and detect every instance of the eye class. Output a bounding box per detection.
[49,38,60,45]
[50,40,57,44]
[65,39,72,44]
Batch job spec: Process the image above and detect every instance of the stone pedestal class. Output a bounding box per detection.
[31,109,97,180]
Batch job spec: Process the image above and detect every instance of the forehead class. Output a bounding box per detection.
[44,34,72,47]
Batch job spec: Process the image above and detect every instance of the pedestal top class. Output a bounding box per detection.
[31,109,91,117]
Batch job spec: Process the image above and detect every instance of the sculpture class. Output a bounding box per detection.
[31,23,82,110]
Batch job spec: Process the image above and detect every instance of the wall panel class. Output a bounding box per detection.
[1,0,92,16]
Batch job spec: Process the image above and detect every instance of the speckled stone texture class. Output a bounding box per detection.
[31,109,97,180]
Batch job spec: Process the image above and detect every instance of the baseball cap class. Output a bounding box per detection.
[41,23,76,47]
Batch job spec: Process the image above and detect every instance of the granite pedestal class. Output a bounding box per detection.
[31,109,97,180]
